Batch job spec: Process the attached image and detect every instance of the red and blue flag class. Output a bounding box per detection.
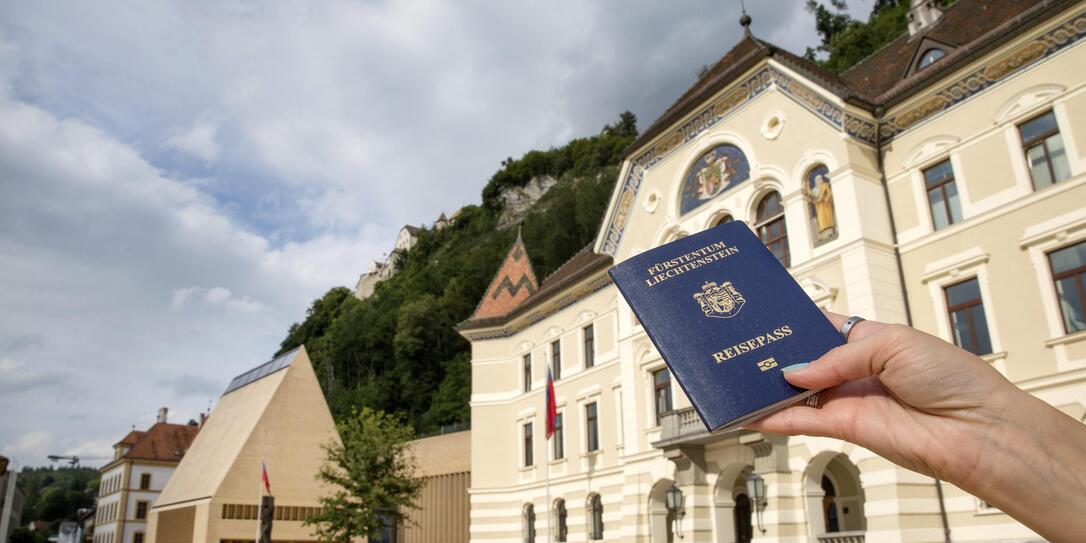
[545,365,557,439]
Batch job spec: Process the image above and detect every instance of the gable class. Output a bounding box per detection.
[155,348,338,507]
[469,233,539,321]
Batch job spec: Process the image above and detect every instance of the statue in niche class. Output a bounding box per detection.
[803,165,837,242]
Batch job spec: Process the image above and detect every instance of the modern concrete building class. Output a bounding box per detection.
[459,0,1086,541]
[0,456,22,543]
[146,346,339,543]
[94,410,201,543]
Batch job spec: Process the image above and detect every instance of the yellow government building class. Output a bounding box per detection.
[458,0,1086,542]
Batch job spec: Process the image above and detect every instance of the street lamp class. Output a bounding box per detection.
[746,472,767,534]
[666,485,685,539]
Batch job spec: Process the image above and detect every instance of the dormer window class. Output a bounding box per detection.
[917,48,945,70]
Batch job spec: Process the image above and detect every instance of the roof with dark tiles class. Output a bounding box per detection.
[113,422,200,464]
[629,0,1073,155]
[460,243,612,331]
[842,0,1059,104]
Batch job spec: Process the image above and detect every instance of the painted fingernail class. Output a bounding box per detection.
[780,363,810,374]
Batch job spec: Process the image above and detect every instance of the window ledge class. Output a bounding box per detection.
[519,465,537,473]
[1045,330,1086,348]
[581,450,602,459]
[549,458,568,466]
[980,351,1008,364]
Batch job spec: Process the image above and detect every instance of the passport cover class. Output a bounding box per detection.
[608,220,843,433]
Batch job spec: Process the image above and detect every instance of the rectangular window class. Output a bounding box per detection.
[134,534,144,543]
[653,368,673,426]
[553,413,564,460]
[1049,241,1086,334]
[944,278,993,355]
[583,324,595,368]
[523,422,534,467]
[924,159,962,230]
[585,402,599,452]
[139,473,151,490]
[1019,110,1071,190]
[136,501,149,520]
[523,354,532,393]
[552,340,562,380]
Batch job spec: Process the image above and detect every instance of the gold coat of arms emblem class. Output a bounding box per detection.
[693,281,745,319]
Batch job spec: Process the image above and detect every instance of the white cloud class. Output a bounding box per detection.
[165,118,221,163]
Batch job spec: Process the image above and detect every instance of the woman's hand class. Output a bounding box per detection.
[746,311,1086,542]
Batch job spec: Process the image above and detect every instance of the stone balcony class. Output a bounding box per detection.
[656,407,709,446]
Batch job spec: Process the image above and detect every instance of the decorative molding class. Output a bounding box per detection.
[881,11,1086,142]
[920,247,990,283]
[902,135,961,170]
[761,111,786,140]
[994,83,1067,123]
[601,65,877,255]
[800,277,838,309]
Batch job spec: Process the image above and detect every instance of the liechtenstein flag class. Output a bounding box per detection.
[545,365,557,439]
[261,460,272,495]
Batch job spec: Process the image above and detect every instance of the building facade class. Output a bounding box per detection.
[461,1,1086,541]
[146,347,340,543]
[94,410,201,543]
[0,456,22,543]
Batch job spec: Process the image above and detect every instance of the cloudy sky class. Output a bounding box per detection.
[0,1,872,468]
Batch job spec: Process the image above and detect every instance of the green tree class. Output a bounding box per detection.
[306,408,424,541]
[9,528,48,543]
[803,0,914,74]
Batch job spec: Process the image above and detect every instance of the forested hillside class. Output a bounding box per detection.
[278,1,926,434]
[277,113,637,433]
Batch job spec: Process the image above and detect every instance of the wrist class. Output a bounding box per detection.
[964,387,1086,540]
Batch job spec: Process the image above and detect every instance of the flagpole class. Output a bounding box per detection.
[545,362,551,543]
[256,458,263,543]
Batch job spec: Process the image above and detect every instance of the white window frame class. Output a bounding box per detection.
[1020,207,1086,372]
[920,247,1005,372]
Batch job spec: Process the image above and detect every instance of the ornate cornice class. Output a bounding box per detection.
[881,10,1086,141]
[600,9,1086,258]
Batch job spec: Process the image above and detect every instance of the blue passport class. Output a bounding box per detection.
[608,221,843,433]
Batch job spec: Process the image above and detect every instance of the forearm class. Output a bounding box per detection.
[963,390,1086,542]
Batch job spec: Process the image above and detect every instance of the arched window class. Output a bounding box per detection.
[756,191,789,267]
[917,48,945,70]
[589,494,604,540]
[555,499,568,542]
[711,214,734,228]
[522,503,536,543]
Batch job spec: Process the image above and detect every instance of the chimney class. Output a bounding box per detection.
[907,0,943,37]
[157,407,168,424]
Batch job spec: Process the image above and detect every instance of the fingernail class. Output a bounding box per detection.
[780,363,810,374]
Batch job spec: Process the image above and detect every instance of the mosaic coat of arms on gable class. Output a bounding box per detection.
[680,144,751,215]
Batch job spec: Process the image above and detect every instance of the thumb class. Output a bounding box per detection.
[780,325,899,389]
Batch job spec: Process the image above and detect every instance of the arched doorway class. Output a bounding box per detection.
[804,453,866,538]
[649,479,682,543]
[733,494,753,543]
[712,464,755,543]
